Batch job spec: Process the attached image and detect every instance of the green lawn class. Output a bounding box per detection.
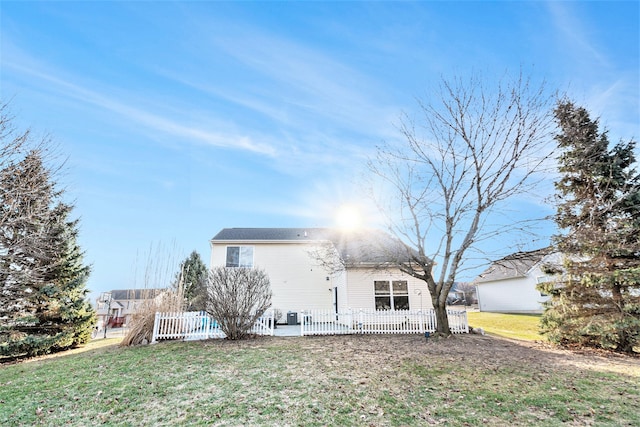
[1,334,638,426]
[466,311,544,341]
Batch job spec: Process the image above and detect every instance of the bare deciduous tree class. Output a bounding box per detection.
[205,267,272,340]
[368,73,555,335]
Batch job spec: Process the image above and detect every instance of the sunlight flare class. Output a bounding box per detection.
[335,204,363,230]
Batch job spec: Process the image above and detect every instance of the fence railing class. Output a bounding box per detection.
[151,309,468,341]
[300,308,468,336]
[151,310,274,343]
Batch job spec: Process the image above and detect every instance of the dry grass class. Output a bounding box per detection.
[121,292,184,346]
[121,244,186,346]
[2,334,638,426]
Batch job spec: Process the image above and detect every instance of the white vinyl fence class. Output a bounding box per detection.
[300,308,468,336]
[151,310,274,343]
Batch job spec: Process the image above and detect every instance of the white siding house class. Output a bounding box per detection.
[474,249,561,313]
[210,228,432,320]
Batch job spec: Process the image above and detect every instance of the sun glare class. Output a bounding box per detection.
[335,205,363,230]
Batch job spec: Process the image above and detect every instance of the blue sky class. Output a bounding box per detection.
[1,1,638,301]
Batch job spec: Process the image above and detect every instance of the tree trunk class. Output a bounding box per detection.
[434,300,450,336]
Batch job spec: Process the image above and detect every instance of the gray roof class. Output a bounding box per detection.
[474,247,553,284]
[212,228,332,241]
[108,289,165,301]
[212,227,415,264]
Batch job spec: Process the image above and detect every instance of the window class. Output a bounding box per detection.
[226,246,254,268]
[374,280,409,310]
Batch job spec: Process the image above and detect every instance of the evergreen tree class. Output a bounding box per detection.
[539,100,640,354]
[0,140,94,359]
[0,150,56,325]
[39,202,95,348]
[175,251,208,311]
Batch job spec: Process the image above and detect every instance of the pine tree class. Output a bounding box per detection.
[539,100,640,354]
[38,202,95,348]
[175,251,208,311]
[0,150,56,325]
[0,144,95,358]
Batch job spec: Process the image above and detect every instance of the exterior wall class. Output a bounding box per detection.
[343,268,432,311]
[211,242,334,319]
[210,240,434,316]
[476,274,549,313]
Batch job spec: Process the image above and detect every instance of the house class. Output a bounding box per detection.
[95,288,165,328]
[447,282,477,306]
[210,228,432,321]
[473,248,561,313]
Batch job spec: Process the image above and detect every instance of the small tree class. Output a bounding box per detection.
[205,267,272,340]
[539,100,640,354]
[174,251,208,311]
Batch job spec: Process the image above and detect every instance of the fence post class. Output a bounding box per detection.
[462,310,469,333]
[202,312,209,339]
[151,312,161,343]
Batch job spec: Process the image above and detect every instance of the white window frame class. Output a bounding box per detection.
[374,280,409,310]
[225,246,254,268]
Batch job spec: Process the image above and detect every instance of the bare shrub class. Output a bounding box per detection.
[205,267,272,340]
[120,291,183,346]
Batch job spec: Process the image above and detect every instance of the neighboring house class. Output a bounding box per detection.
[95,288,165,328]
[474,248,562,313]
[447,282,477,306]
[210,228,432,320]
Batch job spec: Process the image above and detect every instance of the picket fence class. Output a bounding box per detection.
[151,310,274,343]
[151,308,468,342]
[300,308,468,336]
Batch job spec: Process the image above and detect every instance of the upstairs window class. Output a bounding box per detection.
[226,246,254,268]
[374,280,409,310]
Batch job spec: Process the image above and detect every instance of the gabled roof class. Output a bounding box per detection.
[211,227,415,264]
[474,247,554,284]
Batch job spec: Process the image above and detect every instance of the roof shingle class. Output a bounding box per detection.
[211,227,415,264]
[474,247,553,283]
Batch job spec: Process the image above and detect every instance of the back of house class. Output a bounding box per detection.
[210,227,432,321]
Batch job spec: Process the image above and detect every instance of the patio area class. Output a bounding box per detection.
[273,325,301,337]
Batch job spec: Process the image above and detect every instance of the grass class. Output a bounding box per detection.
[1,334,638,426]
[466,311,544,341]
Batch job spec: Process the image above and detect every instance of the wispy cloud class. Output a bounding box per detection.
[2,42,277,156]
[546,2,610,68]
[212,30,398,136]
[545,3,639,140]
[156,14,401,142]
[584,76,640,140]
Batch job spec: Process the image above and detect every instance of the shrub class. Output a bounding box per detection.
[205,267,272,340]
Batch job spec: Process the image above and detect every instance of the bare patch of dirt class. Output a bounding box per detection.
[255,333,640,377]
